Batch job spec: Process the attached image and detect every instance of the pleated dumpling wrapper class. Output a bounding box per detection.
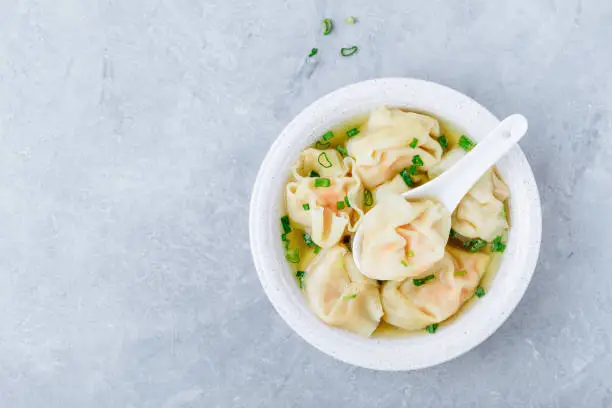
[347,106,443,189]
[304,245,383,337]
[452,169,509,241]
[381,247,490,331]
[359,195,451,281]
[286,149,364,248]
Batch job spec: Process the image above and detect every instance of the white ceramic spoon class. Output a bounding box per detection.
[352,114,529,274]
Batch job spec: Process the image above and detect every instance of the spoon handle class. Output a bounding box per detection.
[403,114,528,212]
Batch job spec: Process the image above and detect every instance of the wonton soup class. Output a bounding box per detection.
[280,107,509,337]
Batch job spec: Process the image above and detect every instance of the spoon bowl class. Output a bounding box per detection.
[352,114,529,274]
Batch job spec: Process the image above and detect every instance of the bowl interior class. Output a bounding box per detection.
[249,78,541,371]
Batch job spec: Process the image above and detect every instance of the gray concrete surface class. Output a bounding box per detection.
[1,0,611,407]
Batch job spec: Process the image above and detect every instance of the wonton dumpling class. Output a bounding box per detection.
[427,147,466,179]
[381,247,490,331]
[359,195,451,281]
[291,148,348,179]
[286,161,364,248]
[452,169,509,240]
[346,107,443,189]
[304,245,383,336]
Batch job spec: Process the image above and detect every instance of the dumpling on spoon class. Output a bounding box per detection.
[358,195,451,281]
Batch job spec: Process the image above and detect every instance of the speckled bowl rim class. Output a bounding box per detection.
[249,78,542,371]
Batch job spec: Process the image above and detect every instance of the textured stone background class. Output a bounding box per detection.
[1,0,611,407]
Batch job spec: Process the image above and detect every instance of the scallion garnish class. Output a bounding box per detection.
[401,260,408,267]
[308,48,318,57]
[337,200,346,210]
[343,293,357,300]
[491,235,506,253]
[363,189,374,206]
[438,135,448,150]
[346,128,359,138]
[409,138,418,149]
[309,170,320,178]
[281,215,291,234]
[303,233,315,247]
[345,16,357,24]
[315,141,331,149]
[314,245,321,254]
[336,145,348,157]
[322,18,333,35]
[286,247,300,264]
[344,196,350,208]
[408,165,418,175]
[475,287,486,297]
[399,168,413,187]
[413,274,435,287]
[281,233,288,242]
[425,323,438,334]
[407,249,415,257]
[302,203,310,211]
[317,152,333,168]
[458,135,475,151]
[314,177,331,187]
[412,155,424,167]
[296,270,306,289]
[464,238,487,252]
[454,270,467,277]
[449,228,457,238]
[321,130,334,141]
[340,46,358,57]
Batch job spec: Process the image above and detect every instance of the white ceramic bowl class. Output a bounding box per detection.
[249,78,542,371]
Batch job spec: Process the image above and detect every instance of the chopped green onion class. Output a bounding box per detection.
[449,228,457,238]
[322,18,333,35]
[321,131,334,141]
[314,245,321,254]
[425,323,439,334]
[346,128,359,138]
[309,170,320,178]
[408,165,418,175]
[303,233,315,247]
[464,238,487,252]
[286,247,300,264]
[343,293,357,300]
[281,233,288,242]
[401,260,408,267]
[296,270,306,289]
[458,135,475,151]
[344,196,350,208]
[345,16,357,24]
[363,190,374,206]
[308,48,318,57]
[336,145,348,157]
[314,178,331,187]
[337,200,346,210]
[340,46,358,57]
[499,205,507,219]
[454,270,467,277]
[399,168,413,187]
[491,235,506,253]
[281,215,291,234]
[317,152,333,168]
[475,287,486,297]
[302,203,310,211]
[409,138,419,149]
[407,249,415,257]
[438,135,448,150]
[413,274,435,287]
[315,141,331,149]
[412,155,424,167]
